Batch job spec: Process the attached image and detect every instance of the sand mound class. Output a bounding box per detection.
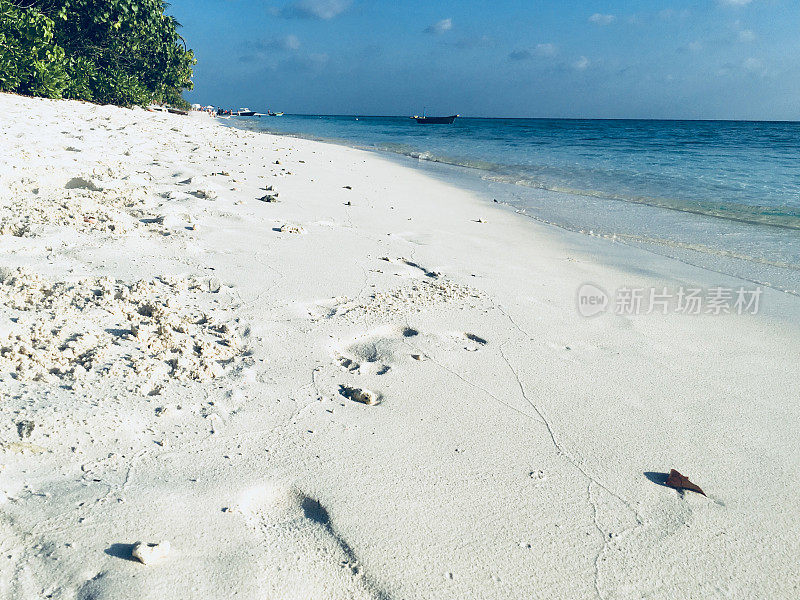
[336,280,487,321]
[0,268,242,383]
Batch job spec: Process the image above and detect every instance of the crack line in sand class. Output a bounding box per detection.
[588,482,608,600]
[426,356,545,425]
[496,304,531,340]
[354,264,372,304]
[30,447,150,538]
[500,344,643,596]
[494,305,644,525]
[91,448,148,507]
[235,263,286,311]
[498,345,642,525]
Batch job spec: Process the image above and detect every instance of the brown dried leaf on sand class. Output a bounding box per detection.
[665,469,706,496]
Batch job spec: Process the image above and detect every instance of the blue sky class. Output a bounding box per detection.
[170,0,800,119]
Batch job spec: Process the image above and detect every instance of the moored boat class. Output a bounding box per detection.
[413,114,458,124]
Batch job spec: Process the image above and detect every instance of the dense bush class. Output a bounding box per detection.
[0,0,194,106]
[0,2,68,97]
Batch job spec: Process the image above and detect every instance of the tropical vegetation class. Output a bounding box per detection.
[0,0,194,107]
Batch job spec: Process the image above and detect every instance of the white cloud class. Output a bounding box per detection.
[536,43,557,57]
[451,35,493,50]
[738,29,755,42]
[719,0,752,5]
[508,43,557,62]
[306,52,329,66]
[424,18,453,35]
[743,57,763,72]
[687,41,703,52]
[280,34,301,50]
[508,49,531,61]
[573,56,590,70]
[247,34,302,53]
[273,0,352,20]
[660,8,690,20]
[589,13,616,26]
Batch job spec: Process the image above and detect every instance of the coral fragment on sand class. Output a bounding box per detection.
[132,541,170,565]
[279,223,306,234]
[339,385,379,405]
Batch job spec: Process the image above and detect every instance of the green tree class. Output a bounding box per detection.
[0,2,68,97]
[0,0,194,106]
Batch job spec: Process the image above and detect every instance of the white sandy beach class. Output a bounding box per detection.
[1,93,799,599]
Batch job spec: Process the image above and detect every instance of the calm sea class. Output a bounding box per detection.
[223,115,800,294]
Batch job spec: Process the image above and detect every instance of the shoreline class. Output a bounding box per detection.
[375,150,800,302]
[220,117,800,298]
[219,115,800,231]
[1,94,799,599]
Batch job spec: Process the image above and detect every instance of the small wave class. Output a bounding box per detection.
[511,207,800,296]
[350,142,800,230]
[481,174,800,230]
[611,234,800,271]
[386,148,499,172]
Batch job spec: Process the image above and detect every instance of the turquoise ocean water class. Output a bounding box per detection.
[223,115,800,295]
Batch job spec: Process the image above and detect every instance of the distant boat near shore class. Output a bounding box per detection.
[232,108,266,117]
[146,105,188,116]
[413,114,459,124]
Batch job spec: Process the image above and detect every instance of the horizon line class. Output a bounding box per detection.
[224,112,800,124]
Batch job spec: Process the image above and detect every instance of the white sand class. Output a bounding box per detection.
[1,93,798,599]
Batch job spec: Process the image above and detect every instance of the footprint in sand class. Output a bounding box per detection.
[332,325,421,377]
[336,354,360,373]
[529,470,547,483]
[336,354,390,376]
[237,483,384,599]
[401,259,439,279]
[379,257,440,279]
[326,324,491,408]
[464,332,488,347]
[406,328,488,353]
[326,324,440,405]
